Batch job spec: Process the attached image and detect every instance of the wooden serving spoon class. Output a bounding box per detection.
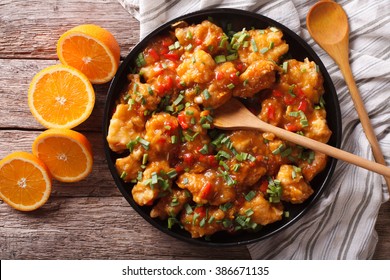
[306,1,390,189]
[213,98,390,178]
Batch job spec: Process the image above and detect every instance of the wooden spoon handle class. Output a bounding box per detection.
[338,60,390,186]
[245,116,390,178]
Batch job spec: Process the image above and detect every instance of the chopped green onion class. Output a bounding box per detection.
[167,170,178,179]
[185,44,193,51]
[201,123,211,129]
[219,160,229,171]
[282,61,288,73]
[270,27,279,32]
[245,209,254,216]
[171,135,177,144]
[222,219,233,228]
[120,171,127,179]
[183,177,189,185]
[272,144,285,155]
[186,31,193,40]
[247,154,256,162]
[136,52,146,67]
[199,144,209,155]
[219,202,233,212]
[136,136,150,150]
[202,89,211,100]
[151,172,158,185]
[280,147,292,157]
[289,111,300,117]
[251,38,258,52]
[208,216,215,224]
[137,171,143,182]
[167,217,179,229]
[174,41,181,49]
[126,139,137,152]
[227,83,235,89]
[146,86,153,96]
[245,190,256,201]
[142,154,148,165]
[260,47,269,54]
[232,163,241,172]
[214,55,226,63]
[216,150,231,160]
[226,53,238,61]
[269,41,274,49]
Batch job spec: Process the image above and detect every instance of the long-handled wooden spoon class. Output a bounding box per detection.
[213,98,390,178]
[306,1,390,189]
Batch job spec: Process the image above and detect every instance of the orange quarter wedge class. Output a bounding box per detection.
[32,129,93,183]
[0,151,52,211]
[56,24,120,84]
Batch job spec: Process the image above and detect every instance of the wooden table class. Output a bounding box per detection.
[0,0,388,260]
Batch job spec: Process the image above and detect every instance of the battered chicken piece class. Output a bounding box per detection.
[150,188,191,219]
[144,112,180,162]
[106,104,145,152]
[175,20,226,55]
[238,28,289,64]
[259,97,285,127]
[177,49,216,86]
[279,58,324,103]
[233,60,276,98]
[180,206,230,238]
[126,75,162,112]
[303,108,332,143]
[238,192,283,225]
[299,151,328,181]
[132,161,174,206]
[199,62,237,108]
[115,148,143,182]
[277,164,313,204]
[176,170,236,206]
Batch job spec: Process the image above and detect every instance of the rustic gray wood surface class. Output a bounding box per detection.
[0,0,388,260]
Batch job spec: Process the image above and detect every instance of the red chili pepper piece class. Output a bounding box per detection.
[199,182,212,200]
[296,87,305,99]
[215,71,224,81]
[285,123,300,132]
[183,153,194,165]
[298,99,308,113]
[283,93,296,105]
[272,89,283,98]
[147,48,160,61]
[267,105,275,120]
[163,52,179,61]
[259,179,269,193]
[177,111,189,130]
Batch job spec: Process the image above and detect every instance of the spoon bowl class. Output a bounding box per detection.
[307,1,349,45]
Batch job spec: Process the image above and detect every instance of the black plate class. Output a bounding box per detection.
[103,8,342,246]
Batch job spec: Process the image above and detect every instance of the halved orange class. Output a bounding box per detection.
[32,129,93,183]
[57,24,120,84]
[28,64,95,129]
[0,151,52,211]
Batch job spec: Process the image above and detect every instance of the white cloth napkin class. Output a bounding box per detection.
[117,0,390,259]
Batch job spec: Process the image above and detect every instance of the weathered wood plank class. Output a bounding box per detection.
[0,0,139,59]
[0,59,109,131]
[0,197,251,259]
